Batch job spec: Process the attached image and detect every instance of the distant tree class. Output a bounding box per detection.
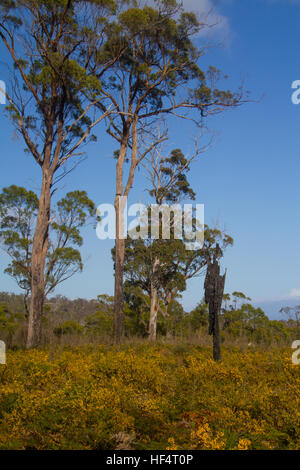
[124,285,150,337]
[45,295,98,322]
[232,291,251,309]
[280,305,300,332]
[0,185,95,318]
[162,299,186,338]
[53,320,84,337]
[85,294,114,337]
[0,292,27,316]
[222,302,271,344]
[0,303,22,346]
[189,300,209,331]
[222,293,231,310]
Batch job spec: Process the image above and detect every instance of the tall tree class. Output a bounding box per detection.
[143,145,197,341]
[87,0,247,341]
[112,143,198,340]
[0,185,95,322]
[0,0,116,347]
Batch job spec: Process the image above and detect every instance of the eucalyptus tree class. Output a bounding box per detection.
[143,145,197,341]
[0,0,117,347]
[118,143,233,341]
[122,223,233,341]
[87,0,247,341]
[0,185,95,325]
[232,291,251,310]
[280,305,300,333]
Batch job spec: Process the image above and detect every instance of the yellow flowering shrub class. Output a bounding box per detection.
[166,437,178,450]
[236,438,252,450]
[0,344,298,450]
[190,419,225,450]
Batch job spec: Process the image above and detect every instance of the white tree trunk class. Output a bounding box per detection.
[148,256,160,341]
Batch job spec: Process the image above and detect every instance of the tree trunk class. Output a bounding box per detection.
[113,195,125,343]
[113,122,132,343]
[212,310,221,361]
[26,171,52,348]
[149,283,158,341]
[148,256,160,342]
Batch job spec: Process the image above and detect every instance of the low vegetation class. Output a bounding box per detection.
[0,343,299,450]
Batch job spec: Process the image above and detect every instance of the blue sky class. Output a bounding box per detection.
[0,0,299,318]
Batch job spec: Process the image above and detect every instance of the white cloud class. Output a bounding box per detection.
[289,288,300,298]
[182,0,231,38]
[144,1,231,40]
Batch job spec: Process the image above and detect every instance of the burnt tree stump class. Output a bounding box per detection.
[204,245,226,361]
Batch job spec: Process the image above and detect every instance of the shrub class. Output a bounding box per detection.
[53,321,84,337]
[0,344,298,450]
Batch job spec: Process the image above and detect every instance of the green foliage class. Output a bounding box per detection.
[53,320,84,337]
[0,0,120,166]
[119,225,233,322]
[159,300,186,337]
[189,301,209,330]
[0,303,22,344]
[85,311,114,336]
[87,0,245,151]
[124,285,150,336]
[83,293,114,336]
[0,289,296,348]
[148,148,196,204]
[221,301,291,345]
[0,185,95,299]
[0,185,38,294]
[279,305,300,334]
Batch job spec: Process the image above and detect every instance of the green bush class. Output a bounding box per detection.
[53,320,84,336]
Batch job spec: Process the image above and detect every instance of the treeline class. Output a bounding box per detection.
[0,291,298,349]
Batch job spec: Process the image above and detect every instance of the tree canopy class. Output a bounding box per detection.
[0,185,95,311]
